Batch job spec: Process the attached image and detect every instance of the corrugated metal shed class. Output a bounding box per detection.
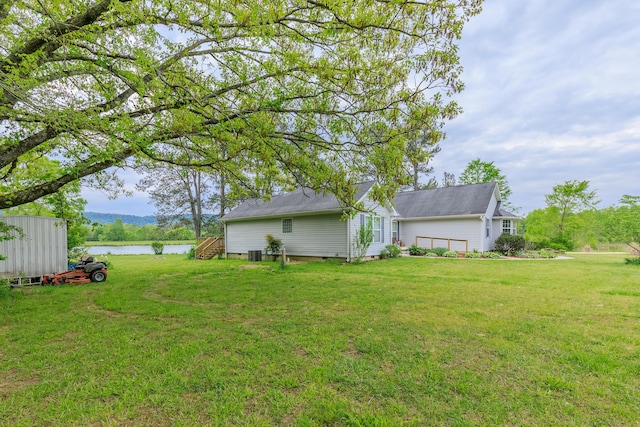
[0,216,68,279]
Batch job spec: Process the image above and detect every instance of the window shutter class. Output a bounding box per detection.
[381,218,384,243]
[360,214,365,228]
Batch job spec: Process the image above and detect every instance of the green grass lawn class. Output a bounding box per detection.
[1,255,639,426]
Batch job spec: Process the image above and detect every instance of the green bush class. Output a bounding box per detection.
[408,244,428,256]
[550,235,574,251]
[465,251,481,258]
[548,242,568,251]
[482,251,502,259]
[265,234,283,260]
[424,252,438,257]
[0,279,11,301]
[624,257,640,265]
[493,233,526,255]
[351,225,373,263]
[151,241,164,255]
[385,244,402,258]
[532,238,551,250]
[443,250,459,258]
[431,247,448,256]
[186,246,195,260]
[380,244,402,259]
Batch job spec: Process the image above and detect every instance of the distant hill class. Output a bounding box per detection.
[85,212,157,226]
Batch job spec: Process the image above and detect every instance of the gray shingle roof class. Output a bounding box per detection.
[223,181,518,222]
[494,205,519,218]
[222,182,374,221]
[393,182,500,219]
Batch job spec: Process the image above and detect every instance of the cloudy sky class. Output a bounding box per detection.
[83,0,640,215]
[432,0,640,213]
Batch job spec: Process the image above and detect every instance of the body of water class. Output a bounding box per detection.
[88,244,194,255]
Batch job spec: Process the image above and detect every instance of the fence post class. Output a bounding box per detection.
[281,248,287,265]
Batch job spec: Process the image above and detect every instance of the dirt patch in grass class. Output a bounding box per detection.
[0,369,40,397]
[88,302,137,318]
[239,264,270,270]
[74,291,139,319]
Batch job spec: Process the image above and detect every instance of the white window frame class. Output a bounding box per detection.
[282,218,293,234]
[361,214,384,243]
[392,221,399,243]
[372,216,382,243]
[502,219,513,235]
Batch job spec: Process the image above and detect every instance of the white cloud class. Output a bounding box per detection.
[430,0,640,213]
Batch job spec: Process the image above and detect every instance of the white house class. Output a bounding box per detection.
[221,182,396,261]
[392,182,518,252]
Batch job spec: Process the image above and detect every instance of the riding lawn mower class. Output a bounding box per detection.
[42,257,108,285]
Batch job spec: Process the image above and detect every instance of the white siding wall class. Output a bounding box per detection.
[349,201,394,258]
[482,196,499,252]
[492,220,504,244]
[398,218,484,252]
[0,216,68,278]
[226,213,348,258]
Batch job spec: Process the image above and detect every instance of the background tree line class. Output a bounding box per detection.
[523,181,639,254]
[85,219,204,243]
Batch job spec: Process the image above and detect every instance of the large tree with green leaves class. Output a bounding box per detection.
[441,171,457,187]
[599,195,640,258]
[459,158,512,207]
[404,129,442,191]
[0,0,482,210]
[545,180,599,236]
[137,163,218,239]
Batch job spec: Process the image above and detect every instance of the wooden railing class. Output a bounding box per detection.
[415,236,468,253]
[195,237,225,260]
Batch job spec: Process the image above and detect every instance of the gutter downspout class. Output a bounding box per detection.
[224,221,228,258]
[347,216,351,262]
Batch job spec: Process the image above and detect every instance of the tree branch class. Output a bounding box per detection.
[0,0,13,21]
[0,147,136,207]
[0,126,59,170]
[0,0,132,73]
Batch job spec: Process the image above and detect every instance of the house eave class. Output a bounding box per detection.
[495,214,522,220]
[395,214,484,222]
[221,208,345,223]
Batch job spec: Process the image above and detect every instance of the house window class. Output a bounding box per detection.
[502,220,513,235]
[485,218,491,238]
[361,214,384,243]
[372,216,382,243]
[282,218,293,234]
[392,221,399,243]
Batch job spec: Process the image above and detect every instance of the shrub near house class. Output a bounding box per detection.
[380,244,401,259]
[493,233,526,256]
[265,234,283,260]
